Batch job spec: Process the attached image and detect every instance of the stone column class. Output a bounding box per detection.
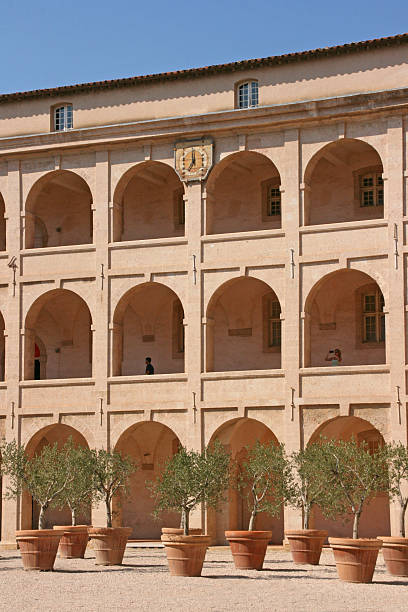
[183,181,204,530]
[1,160,22,546]
[281,129,303,533]
[386,116,407,536]
[90,151,111,528]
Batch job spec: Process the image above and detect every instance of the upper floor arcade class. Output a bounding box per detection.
[0,131,399,261]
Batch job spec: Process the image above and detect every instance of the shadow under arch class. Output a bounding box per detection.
[205,275,282,372]
[303,268,386,367]
[113,420,181,538]
[303,138,384,226]
[24,288,93,380]
[112,160,185,242]
[307,415,390,538]
[207,417,284,544]
[25,169,93,248]
[112,281,185,376]
[206,150,282,234]
[22,423,90,530]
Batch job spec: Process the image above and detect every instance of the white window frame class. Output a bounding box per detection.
[237,81,259,109]
[53,104,73,131]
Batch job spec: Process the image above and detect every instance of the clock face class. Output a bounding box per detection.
[174,139,213,182]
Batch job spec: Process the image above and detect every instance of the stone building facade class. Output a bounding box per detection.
[0,33,408,545]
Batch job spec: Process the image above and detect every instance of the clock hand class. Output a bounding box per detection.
[188,150,196,170]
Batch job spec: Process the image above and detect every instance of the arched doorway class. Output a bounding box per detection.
[206,276,281,372]
[22,424,90,529]
[206,151,281,234]
[208,417,284,544]
[112,282,184,375]
[304,138,384,225]
[304,268,386,367]
[24,289,92,380]
[25,170,93,248]
[308,415,390,538]
[112,161,185,242]
[114,421,181,538]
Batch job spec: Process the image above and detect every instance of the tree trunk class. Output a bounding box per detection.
[352,511,361,539]
[183,508,190,536]
[248,510,257,531]
[106,498,112,528]
[304,504,310,530]
[400,503,407,538]
[71,506,76,527]
[38,504,48,530]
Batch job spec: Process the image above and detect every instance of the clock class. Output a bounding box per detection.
[174,138,213,182]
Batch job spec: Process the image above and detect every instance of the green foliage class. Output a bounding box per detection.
[317,437,389,539]
[0,439,75,529]
[90,448,137,528]
[148,441,231,535]
[384,442,408,537]
[56,438,95,526]
[287,443,332,529]
[237,441,290,531]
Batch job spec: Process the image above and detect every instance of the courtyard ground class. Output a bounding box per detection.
[0,545,407,611]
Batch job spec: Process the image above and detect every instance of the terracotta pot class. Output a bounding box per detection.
[15,529,63,571]
[285,529,328,565]
[87,527,132,565]
[53,525,90,559]
[378,536,408,577]
[225,530,272,570]
[161,527,203,536]
[329,537,382,583]
[161,533,210,576]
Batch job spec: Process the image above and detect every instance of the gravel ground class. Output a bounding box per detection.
[0,546,407,612]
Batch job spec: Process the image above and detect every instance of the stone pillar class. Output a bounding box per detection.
[386,116,407,536]
[281,129,303,532]
[1,160,22,546]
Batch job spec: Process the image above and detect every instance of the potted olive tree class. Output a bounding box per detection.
[318,437,389,583]
[0,439,73,570]
[226,440,289,570]
[285,443,329,565]
[87,448,137,566]
[53,439,95,559]
[380,442,408,576]
[148,442,231,576]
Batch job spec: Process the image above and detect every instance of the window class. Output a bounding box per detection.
[263,296,281,350]
[237,81,258,109]
[267,186,281,216]
[360,172,383,207]
[53,104,73,131]
[363,290,385,343]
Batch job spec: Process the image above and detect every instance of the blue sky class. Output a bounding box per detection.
[1,0,407,94]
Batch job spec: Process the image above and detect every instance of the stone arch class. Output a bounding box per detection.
[206,276,281,372]
[308,415,390,538]
[112,161,185,242]
[24,289,93,380]
[206,151,281,234]
[303,138,384,225]
[112,282,185,376]
[22,423,90,530]
[25,170,93,248]
[0,191,6,251]
[303,268,386,367]
[113,421,181,538]
[207,417,284,544]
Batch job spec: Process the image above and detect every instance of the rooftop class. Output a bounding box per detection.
[1,32,408,104]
